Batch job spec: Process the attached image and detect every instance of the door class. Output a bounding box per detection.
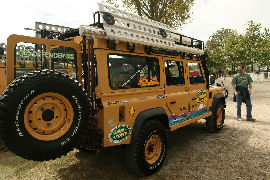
[164,59,190,127]
[187,62,208,119]
[6,35,83,85]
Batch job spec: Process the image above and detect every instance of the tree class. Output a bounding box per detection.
[242,21,264,71]
[260,28,270,70]
[240,21,270,72]
[205,28,239,69]
[206,21,270,72]
[104,0,195,28]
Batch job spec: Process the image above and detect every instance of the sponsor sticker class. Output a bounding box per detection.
[108,118,116,127]
[18,50,75,60]
[109,124,131,143]
[196,90,207,103]
[129,107,135,116]
[19,50,31,57]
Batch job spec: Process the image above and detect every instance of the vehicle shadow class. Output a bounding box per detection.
[58,146,135,179]
[57,121,270,180]
[0,138,8,151]
[0,120,268,179]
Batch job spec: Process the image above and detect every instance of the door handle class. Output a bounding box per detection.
[170,101,176,104]
[192,97,196,100]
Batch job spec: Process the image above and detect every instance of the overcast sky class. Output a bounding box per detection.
[1,0,270,43]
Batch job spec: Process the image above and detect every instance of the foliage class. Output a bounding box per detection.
[206,21,270,71]
[243,21,264,67]
[206,28,239,69]
[258,28,270,67]
[104,0,194,28]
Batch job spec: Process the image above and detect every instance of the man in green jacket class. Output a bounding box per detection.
[231,65,256,121]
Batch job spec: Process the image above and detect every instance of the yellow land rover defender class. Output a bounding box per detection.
[0,3,226,176]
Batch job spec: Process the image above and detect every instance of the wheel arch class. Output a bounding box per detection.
[213,93,226,107]
[131,107,168,143]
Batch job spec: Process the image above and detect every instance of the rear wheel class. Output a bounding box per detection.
[126,120,167,176]
[0,70,91,161]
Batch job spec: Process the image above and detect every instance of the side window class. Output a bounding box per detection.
[165,60,185,86]
[188,62,205,84]
[108,54,160,89]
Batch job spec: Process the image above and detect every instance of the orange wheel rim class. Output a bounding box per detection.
[217,107,223,126]
[24,92,74,141]
[144,134,162,164]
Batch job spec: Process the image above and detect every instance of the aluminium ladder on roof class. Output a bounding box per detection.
[34,22,72,38]
[79,3,204,55]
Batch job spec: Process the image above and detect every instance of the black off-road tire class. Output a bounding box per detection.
[0,137,6,151]
[0,70,91,161]
[206,101,225,133]
[224,88,229,98]
[126,120,167,176]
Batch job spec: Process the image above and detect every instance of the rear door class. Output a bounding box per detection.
[5,35,82,85]
[164,59,189,127]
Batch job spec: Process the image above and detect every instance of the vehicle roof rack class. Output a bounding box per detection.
[79,3,204,55]
[25,22,79,40]
[34,22,71,38]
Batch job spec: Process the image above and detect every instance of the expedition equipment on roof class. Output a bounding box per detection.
[0,3,226,176]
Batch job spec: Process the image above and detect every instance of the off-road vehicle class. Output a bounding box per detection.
[0,3,226,176]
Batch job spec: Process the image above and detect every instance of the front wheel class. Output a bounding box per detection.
[206,101,225,133]
[125,120,167,176]
[223,88,229,98]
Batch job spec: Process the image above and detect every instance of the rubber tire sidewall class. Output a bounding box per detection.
[207,101,225,133]
[224,88,229,98]
[1,71,90,161]
[126,120,167,176]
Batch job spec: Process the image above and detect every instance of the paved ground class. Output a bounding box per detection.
[0,77,270,180]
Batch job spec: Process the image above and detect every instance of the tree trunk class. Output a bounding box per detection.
[134,0,142,16]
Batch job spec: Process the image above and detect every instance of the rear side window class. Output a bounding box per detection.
[108,54,160,89]
[188,62,205,84]
[165,60,185,86]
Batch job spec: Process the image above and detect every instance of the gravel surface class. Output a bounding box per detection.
[0,77,270,180]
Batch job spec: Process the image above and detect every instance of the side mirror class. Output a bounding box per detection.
[209,75,215,85]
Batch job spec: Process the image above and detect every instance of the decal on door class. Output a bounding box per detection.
[168,111,189,126]
[196,90,207,103]
[169,106,212,127]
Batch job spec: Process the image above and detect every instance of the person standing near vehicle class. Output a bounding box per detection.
[232,65,256,121]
